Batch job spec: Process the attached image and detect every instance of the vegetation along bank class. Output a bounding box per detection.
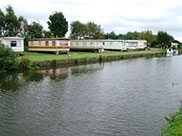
[162,109,182,136]
[29,50,164,68]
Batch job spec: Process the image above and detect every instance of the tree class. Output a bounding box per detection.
[27,21,43,38]
[0,43,19,72]
[139,30,156,47]
[4,5,21,37]
[0,9,5,36]
[43,30,53,38]
[104,31,118,39]
[118,34,124,39]
[70,21,87,39]
[70,21,104,39]
[18,16,28,37]
[123,31,140,40]
[86,21,104,39]
[47,11,68,37]
[157,31,174,49]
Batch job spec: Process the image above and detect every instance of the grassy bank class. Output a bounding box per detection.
[162,109,182,136]
[24,50,163,62]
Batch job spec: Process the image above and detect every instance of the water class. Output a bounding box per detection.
[1,55,182,136]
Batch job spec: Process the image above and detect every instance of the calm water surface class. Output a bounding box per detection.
[1,55,182,136]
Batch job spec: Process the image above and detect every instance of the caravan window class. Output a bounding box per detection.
[59,41,68,46]
[11,41,17,47]
[83,42,86,46]
[39,41,41,46]
[90,42,94,46]
[31,41,33,46]
[52,41,56,46]
[46,41,49,46]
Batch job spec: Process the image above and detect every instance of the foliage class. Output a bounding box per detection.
[86,21,104,39]
[47,11,68,37]
[70,21,87,39]
[139,30,156,47]
[18,16,29,37]
[2,5,21,37]
[171,46,177,50]
[43,30,53,38]
[157,31,174,49]
[0,9,5,36]
[104,31,118,39]
[27,21,43,38]
[123,31,140,40]
[0,43,19,72]
[19,57,32,69]
[162,109,182,136]
[70,21,104,39]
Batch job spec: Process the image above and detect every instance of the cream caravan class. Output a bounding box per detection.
[28,38,70,54]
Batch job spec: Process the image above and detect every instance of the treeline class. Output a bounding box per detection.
[70,21,181,49]
[0,5,68,46]
[0,5,181,49]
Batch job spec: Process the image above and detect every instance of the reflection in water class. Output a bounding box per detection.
[0,64,104,91]
[70,64,104,76]
[38,67,70,80]
[0,56,182,136]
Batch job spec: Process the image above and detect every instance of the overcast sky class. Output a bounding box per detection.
[0,0,182,41]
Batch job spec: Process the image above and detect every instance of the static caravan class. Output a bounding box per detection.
[126,40,147,50]
[28,38,70,54]
[103,40,126,51]
[70,40,104,53]
[0,37,24,52]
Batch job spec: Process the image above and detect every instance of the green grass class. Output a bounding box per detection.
[23,50,162,62]
[162,109,182,136]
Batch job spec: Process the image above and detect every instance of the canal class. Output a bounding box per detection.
[0,55,182,136]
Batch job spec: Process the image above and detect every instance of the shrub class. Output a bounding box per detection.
[0,43,19,72]
[162,109,182,136]
[172,45,177,50]
[19,57,31,69]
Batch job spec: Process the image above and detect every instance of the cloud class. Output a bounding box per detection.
[51,0,86,5]
[0,0,182,41]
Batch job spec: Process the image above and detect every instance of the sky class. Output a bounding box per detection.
[0,0,182,41]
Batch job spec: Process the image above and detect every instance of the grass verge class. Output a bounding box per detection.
[162,109,182,136]
[24,50,163,62]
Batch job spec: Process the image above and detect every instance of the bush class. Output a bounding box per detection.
[19,57,31,69]
[172,46,177,50]
[162,109,182,136]
[0,43,19,72]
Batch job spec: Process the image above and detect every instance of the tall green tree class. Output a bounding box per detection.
[0,9,5,36]
[27,21,43,38]
[123,31,140,40]
[157,31,174,49]
[70,21,87,39]
[104,31,118,39]
[4,5,21,36]
[139,30,156,47]
[47,11,68,37]
[86,21,104,39]
[18,16,29,37]
[43,30,53,38]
